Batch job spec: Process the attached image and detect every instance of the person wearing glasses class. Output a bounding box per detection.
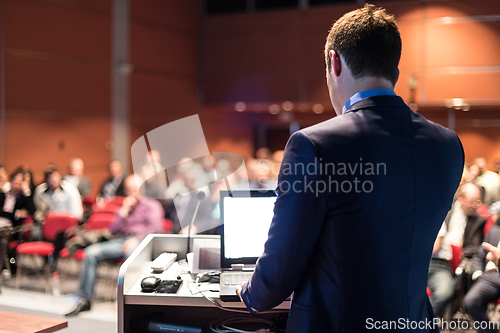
[427,182,486,318]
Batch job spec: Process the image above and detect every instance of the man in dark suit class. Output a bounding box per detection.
[237,4,464,332]
[464,226,500,333]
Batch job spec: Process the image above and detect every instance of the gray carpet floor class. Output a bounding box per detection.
[0,257,118,333]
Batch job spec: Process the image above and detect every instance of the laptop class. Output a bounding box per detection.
[219,189,277,301]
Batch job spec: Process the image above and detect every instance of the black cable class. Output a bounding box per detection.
[193,272,289,315]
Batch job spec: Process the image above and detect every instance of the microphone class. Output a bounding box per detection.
[186,191,206,253]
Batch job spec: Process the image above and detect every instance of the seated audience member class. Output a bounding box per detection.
[255,147,271,160]
[65,174,163,316]
[475,157,499,194]
[9,166,36,217]
[484,161,500,205]
[0,165,10,193]
[481,241,500,269]
[467,163,486,201]
[99,160,125,198]
[64,158,92,197]
[141,150,167,200]
[33,166,83,239]
[464,226,500,333]
[170,167,217,235]
[0,169,36,274]
[493,159,500,175]
[428,183,485,317]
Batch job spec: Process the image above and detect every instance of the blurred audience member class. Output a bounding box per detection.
[248,159,274,189]
[428,183,485,317]
[256,147,271,160]
[0,166,10,193]
[485,187,500,207]
[14,166,36,215]
[171,166,216,234]
[464,225,500,333]
[467,163,486,201]
[493,159,500,174]
[64,158,92,197]
[475,157,499,194]
[489,202,500,225]
[141,150,167,199]
[65,175,163,316]
[99,160,125,198]
[33,166,83,240]
[0,169,36,274]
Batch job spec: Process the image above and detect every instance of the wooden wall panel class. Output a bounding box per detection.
[6,0,111,62]
[426,72,500,103]
[457,129,500,164]
[130,24,197,76]
[203,1,500,107]
[5,54,109,113]
[5,116,110,187]
[425,22,500,68]
[2,0,112,195]
[130,72,198,119]
[201,0,500,162]
[129,0,199,147]
[130,0,198,34]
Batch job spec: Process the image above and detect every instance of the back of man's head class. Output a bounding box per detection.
[325,4,401,85]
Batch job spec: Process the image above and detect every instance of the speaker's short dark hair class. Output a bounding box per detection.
[325,4,401,85]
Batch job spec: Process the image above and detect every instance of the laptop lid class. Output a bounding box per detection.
[219,189,277,270]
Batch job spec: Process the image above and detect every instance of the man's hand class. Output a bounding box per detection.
[15,209,28,219]
[482,242,500,264]
[119,196,138,218]
[236,283,244,302]
[122,237,140,256]
[180,224,198,236]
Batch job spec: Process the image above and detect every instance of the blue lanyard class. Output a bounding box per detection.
[342,89,396,114]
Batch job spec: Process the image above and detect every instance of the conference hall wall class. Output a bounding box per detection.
[1,0,199,193]
[201,0,500,166]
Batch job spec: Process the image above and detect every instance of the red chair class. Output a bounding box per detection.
[59,211,119,298]
[15,213,79,292]
[82,195,96,207]
[163,219,173,234]
[8,215,34,252]
[92,196,125,214]
[477,204,494,237]
[59,212,117,261]
[450,244,462,273]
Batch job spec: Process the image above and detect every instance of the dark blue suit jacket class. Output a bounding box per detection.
[241,95,464,332]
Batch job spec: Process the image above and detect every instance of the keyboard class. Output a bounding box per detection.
[221,272,253,286]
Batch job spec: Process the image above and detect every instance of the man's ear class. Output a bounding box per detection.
[330,50,342,77]
[394,68,400,85]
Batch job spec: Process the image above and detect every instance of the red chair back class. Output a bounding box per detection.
[162,219,173,234]
[42,213,79,241]
[83,195,96,206]
[450,244,463,272]
[85,213,116,231]
[92,196,124,214]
